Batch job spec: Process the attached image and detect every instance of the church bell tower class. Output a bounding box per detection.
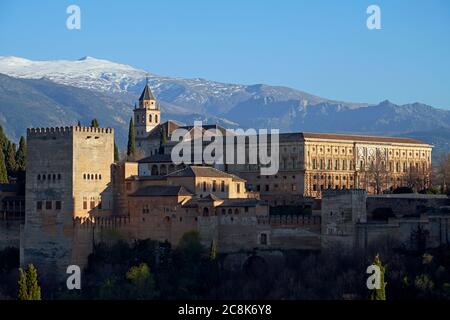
[133,79,161,140]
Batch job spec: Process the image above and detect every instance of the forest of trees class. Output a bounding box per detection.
[2,232,450,300]
[0,126,26,184]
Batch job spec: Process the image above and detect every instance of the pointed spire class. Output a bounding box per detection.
[139,80,155,102]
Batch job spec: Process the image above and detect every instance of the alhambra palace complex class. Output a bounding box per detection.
[1,84,449,283]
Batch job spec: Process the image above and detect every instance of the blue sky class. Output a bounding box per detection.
[1,0,450,109]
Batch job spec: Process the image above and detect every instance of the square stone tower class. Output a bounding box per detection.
[321,189,367,248]
[134,81,161,141]
[22,126,114,282]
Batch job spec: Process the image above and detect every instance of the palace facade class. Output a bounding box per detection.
[133,83,433,204]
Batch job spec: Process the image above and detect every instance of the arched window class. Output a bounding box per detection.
[234,208,239,215]
[260,233,268,245]
[99,174,102,180]
[221,209,226,215]
[221,181,225,192]
[203,182,207,192]
[151,165,159,176]
[149,114,152,123]
[203,207,209,217]
[58,174,61,180]
[37,174,41,181]
[155,114,158,123]
[95,174,98,180]
[228,209,232,215]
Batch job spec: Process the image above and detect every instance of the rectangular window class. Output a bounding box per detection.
[45,201,52,210]
[265,185,269,192]
[55,201,61,210]
[256,185,261,192]
[237,183,241,193]
[83,201,87,210]
[37,201,42,210]
[212,180,217,192]
[312,159,317,170]
[90,201,95,209]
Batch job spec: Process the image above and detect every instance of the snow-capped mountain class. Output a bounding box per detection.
[0,56,148,93]
[0,55,362,115]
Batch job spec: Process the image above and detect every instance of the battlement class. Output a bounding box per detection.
[257,215,321,226]
[322,189,367,198]
[27,126,114,137]
[73,215,130,228]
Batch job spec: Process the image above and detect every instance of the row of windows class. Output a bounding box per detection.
[83,173,102,180]
[37,174,62,181]
[202,207,250,216]
[313,175,354,181]
[82,200,102,210]
[136,114,159,124]
[310,146,353,155]
[141,206,250,216]
[312,159,354,171]
[257,175,296,180]
[36,200,62,211]
[387,150,430,158]
[359,160,428,173]
[312,185,354,192]
[199,181,242,193]
[256,184,297,192]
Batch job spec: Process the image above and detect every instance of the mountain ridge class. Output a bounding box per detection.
[0,55,449,156]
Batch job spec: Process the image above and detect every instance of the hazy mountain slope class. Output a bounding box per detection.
[0,74,238,148]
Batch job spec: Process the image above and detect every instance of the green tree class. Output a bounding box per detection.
[0,147,8,183]
[5,142,17,176]
[15,136,26,172]
[17,264,41,300]
[127,118,135,158]
[91,119,99,128]
[158,126,167,155]
[114,143,120,162]
[209,239,217,260]
[0,126,9,154]
[369,254,387,300]
[126,263,156,299]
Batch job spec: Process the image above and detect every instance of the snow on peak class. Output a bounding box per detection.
[0,56,150,93]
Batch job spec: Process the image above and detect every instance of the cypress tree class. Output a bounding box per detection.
[0,126,8,154]
[0,147,8,183]
[127,118,135,158]
[18,264,41,300]
[5,142,17,176]
[114,143,120,162]
[91,119,99,128]
[209,239,217,260]
[18,268,28,300]
[15,136,26,172]
[369,254,387,300]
